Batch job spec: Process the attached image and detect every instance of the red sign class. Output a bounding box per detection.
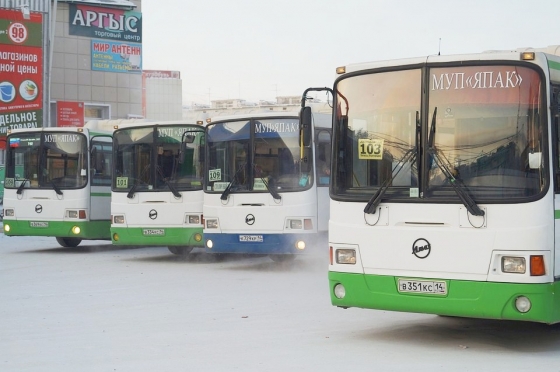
[0,9,43,136]
[57,101,85,127]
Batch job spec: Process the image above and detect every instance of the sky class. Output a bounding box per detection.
[141,0,560,105]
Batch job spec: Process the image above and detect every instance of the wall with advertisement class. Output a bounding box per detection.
[48,0,143,126]
[0,8,43,149]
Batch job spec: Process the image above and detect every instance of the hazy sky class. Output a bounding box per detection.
[141,0,560,105]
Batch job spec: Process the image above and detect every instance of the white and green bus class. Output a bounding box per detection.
[110,121,205,255]
[323,46,560,323]
[2,121,113,247]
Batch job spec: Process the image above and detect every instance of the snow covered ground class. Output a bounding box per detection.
[1,234,560,371]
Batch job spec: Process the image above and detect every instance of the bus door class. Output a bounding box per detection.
[90,137,112,220]
[315,129,331,232]
[553,86,560,276]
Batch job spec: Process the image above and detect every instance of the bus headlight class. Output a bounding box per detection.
[72,226,81,235]
[67,210,86,219]
[336,249,356,264]
[295,240,306,250]
[4,208,14,217]
[206,239,214,249]
[113,233,119,241]
[186,215,200,224]
[288,219,302,229]
[334,283,346,299]
[502,256,526,274]
[194,233,202,242]
[206,219,218,229]
[4,224,10,232]
[113,215,125,224]
[515,296,531,313]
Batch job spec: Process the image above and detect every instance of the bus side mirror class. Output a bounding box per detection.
[299,106,312,147]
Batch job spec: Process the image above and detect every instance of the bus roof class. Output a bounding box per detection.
[111,120,203,131]
[207,102,332,130]
[340,45,560,76]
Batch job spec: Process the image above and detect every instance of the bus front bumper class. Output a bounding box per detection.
[329,271,560,324]
[111,226,204,247]
[204,232,318,255]
[3,219,110,239]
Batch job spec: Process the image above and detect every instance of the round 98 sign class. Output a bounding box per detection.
[8,22,28,44]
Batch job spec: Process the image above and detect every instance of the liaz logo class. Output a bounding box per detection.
[412,238,431,259]
[35,204,42,213]
[149,209,157,220]
[245,214,255,225]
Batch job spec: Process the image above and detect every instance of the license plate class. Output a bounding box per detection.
[143,229,165,236]
[397,279,447,295]
[30,221,49,228]
[239,235,263,242]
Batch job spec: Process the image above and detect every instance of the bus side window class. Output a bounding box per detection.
[316,130,332,186]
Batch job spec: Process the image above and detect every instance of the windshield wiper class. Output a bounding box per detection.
[364,112,421,214]
[50,181,63,196]
[259,175,281,201]
[127,181,138,199]
[363,147,418,214]
[155,166,181,198]
[220,163,246,201]
[427,107,484,217]
[16,179,29,195]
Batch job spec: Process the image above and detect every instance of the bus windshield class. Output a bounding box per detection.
[5,132,88,190]
[113,124,205,193]
[334,64,547,202]
[206,117,311,194]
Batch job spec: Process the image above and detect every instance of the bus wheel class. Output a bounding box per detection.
[269,254,296,262]
[168,246,194,256]
[56,237,82,247]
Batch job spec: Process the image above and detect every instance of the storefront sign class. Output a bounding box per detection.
[91,39,142,73]
[0,9,43,138]
[143,70,180,79]
[69,3,142,43]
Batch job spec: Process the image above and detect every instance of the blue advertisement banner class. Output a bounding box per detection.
[91,39,142,73]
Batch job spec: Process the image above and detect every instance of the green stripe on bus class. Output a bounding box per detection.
[91,192,111,197]
[549,60,560,71]
[329,271,560,324]
[3,219,111,239]
[111,226,204,247]
[555,210,560,219]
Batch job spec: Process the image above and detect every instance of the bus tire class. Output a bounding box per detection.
[56,237,82,247]
[269,254,296,262]
[168,246,193,256]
